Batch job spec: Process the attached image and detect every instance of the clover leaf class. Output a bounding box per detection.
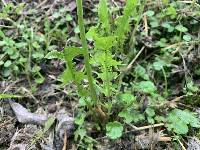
[106,121,123,139]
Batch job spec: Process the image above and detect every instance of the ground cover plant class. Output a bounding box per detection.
[1,0,200,149]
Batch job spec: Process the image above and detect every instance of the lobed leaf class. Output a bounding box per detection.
[45,50,64,60]
[98,0,110,33]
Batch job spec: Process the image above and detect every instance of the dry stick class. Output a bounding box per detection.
[158,136,171,142]
[164,40,200,52]
[36,0,48,9]
[62,132,67,150]
[129,123,171,142]
[96,123,165,141]
[0,25,14,28]
[124,46,145,72]
[128,123,165,132]
[143,14,148,36]
[3,79,25,93]
[177,138,187,150]
[179,1,198,4]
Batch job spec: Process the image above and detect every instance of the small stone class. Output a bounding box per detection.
[48,104,57,113]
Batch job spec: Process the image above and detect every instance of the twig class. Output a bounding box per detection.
[0,25,14,28]
[158,136,171,142]
[124,46,145,72]
[62,132,67,150]
[0,17,15,24]
[36,0,48,9]
[128,123,165,132]
[143,14,148,36]
[3,79,24,93]
[179,52,189,80]
[179,1,193,3]
[163,40,200,52]
[96,123,165,141]
[177,138,187,150]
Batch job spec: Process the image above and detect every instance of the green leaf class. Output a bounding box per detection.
[117,93,136,105]
[183,35,191,41]
[43,117,55,132]
[162,0,169,4]
[31,65,41,73]
[150,21,159,28]
[6,48,14,55]
[10,51,19,59]
[162,22,174,32]
[106,121,123,139]
[15,3,25,14]
[86,26,98,40]
[167,119,188,134]
[153,59,166,71]
[64,47,83,61]
[166,5,177,18]
[0,41,6,46]
[175,25,188,33]
[119,109,144,123]
[66,14,73,21]
[98,0,110,33]
[135,65,149,80]
[59,68,73,85]
[0,94,22,99]
[119,109,134,123]
[32,42,40,49]
[145,108,155,117]
[74,128,86,141]
[32,52,44,59]
[155,38,167,47]
[115,0,138,40]
[75,71,85,84]
[167,109,200,134]
[136,81,157,94]
[35,77,45,84]
[190,116,200,128]
[44,17,50,33]
[52,12,60,18]
[15,42,27,48]
[146,10,155,17]
[74,26,80,34]
[75,113,86,126]
[94,36,116,50]
[91,52,121,68]
[187,81,198,93]
[147,117,155,124]
[45,50,64,60]
[0,61,4,65]
[4,60,12,67]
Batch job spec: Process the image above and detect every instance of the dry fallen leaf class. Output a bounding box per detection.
[9,101,48,126]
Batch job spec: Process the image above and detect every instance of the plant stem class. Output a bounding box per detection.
[129,0,146,54]
[76,0,98,104]
[162,68,168,97]
[105,50,111,97]
[26,27,33,89]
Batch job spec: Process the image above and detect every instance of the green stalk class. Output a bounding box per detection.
[105,50,111,97]
[129,0,146,54]
[162,68,168,97]
[76,0,98,103]
[26,27,33,89]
